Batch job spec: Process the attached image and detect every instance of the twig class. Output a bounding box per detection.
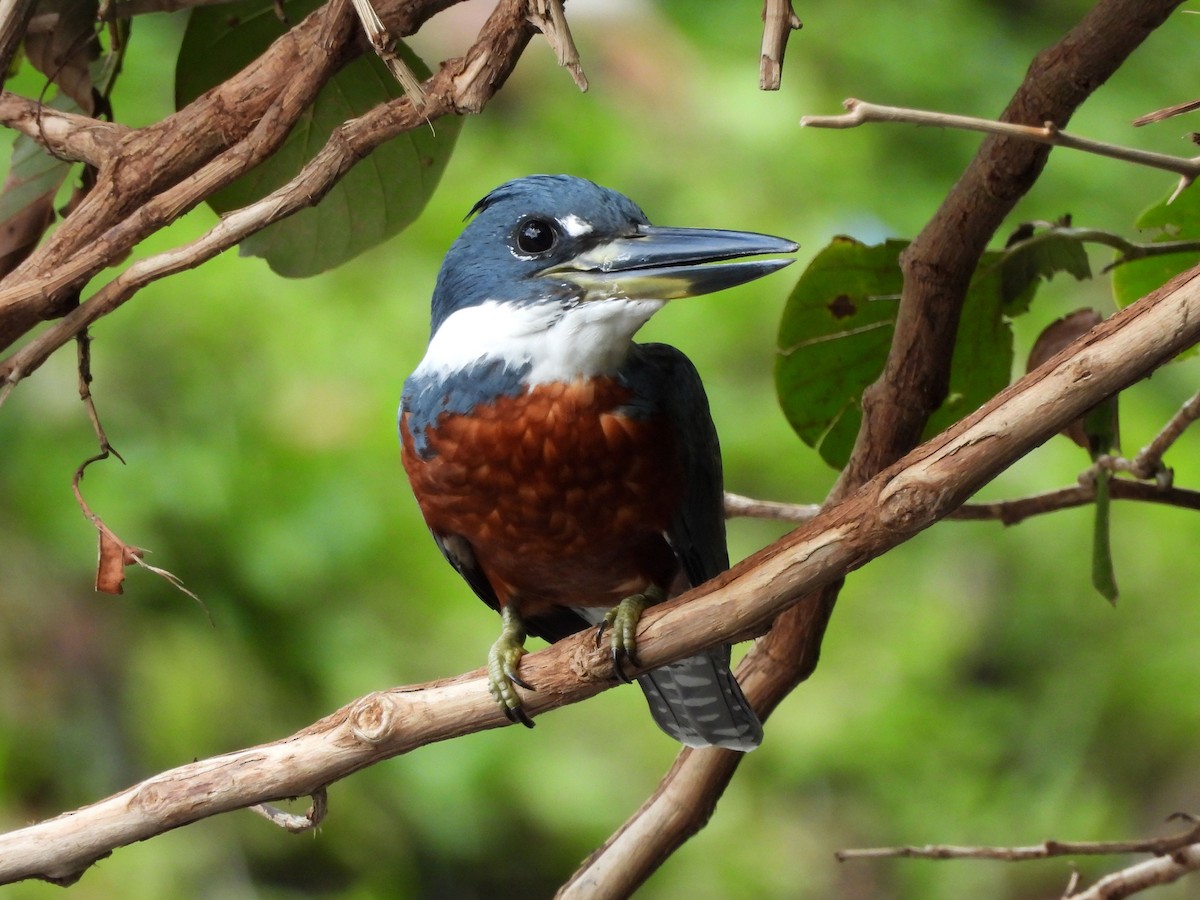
[802,98,1200,200]
[71,336,208,611]
[836,818,1200,861]
[727,478,1200,529]
[723,491,819,522]
[250,788,329,833]
[953,479,1200,524]
[1003,225,1200,272]
[759,0,800,91]
[1133,96,1200,127]
[348,0,427,105]
[526,0,587,91]
[1071,843,1200,899]
[0,93,127,167]
[1126,390,1200,480]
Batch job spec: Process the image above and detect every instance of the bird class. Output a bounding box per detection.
[399,174,797,750]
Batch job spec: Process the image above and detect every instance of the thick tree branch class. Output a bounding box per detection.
[0,0,538,391]
[0,0,481,353]
[562,0,1187,894]
[5,244,1200,889]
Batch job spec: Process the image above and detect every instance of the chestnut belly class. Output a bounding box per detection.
[401,378,684,611]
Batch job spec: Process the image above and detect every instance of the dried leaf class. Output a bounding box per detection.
[1027,308,1106,450]
[95,527,129,594]
[0,95,79,276]
[23,0,101,113]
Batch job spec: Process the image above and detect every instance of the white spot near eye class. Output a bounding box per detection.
[560,214,593,237]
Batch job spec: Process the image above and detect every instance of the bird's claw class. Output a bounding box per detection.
[488,608,536,729]
[595,587,664,683]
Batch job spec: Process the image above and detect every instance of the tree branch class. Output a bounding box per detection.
[837,817,1200,900]
[839,816,1200,861]
[0,0,538,391]
[5,241,1200,890]
[758,0,800,91]
[0,0,493,354]
[728,479,1200,528]
[802,98,1200,199]
[560,0,1187,894]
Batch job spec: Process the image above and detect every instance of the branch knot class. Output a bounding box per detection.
[348,692,397,745]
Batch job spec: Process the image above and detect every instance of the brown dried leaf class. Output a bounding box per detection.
[95,527,129,594]
[23,0,101,113]
[1027,308,1111,451]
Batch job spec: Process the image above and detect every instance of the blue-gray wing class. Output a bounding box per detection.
[636,343,730,587]
[629,343,762,751]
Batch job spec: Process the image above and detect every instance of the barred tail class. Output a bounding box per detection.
[636,646,762,751]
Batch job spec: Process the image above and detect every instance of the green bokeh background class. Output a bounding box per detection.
[2,1,1199,897]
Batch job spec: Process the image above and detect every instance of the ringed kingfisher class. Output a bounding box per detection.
[399,175,796,750]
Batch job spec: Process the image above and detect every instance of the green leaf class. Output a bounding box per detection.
[176,0,460,277]
[774,237,902,468]
[996,225,1091,308]
[1091,468,1118,605]
[922,249,1020,440]
[1111,182,1200,307]
[776,238,1024,469]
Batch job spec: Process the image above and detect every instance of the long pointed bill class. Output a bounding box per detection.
[540,225,798,302]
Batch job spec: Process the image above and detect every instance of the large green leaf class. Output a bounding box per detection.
[774,237,903,468]
[923,248,1026,439]
[776,238,1030,469]
[1111,182,1200,307]
[176,0,460,277]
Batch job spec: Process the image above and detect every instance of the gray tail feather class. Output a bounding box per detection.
[636,646,762,751]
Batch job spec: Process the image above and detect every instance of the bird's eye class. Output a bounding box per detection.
[515,218,558,254]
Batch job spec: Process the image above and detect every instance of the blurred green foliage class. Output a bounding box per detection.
[2,1,1200,898]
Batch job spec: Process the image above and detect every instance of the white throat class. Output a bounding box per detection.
[414,299,665,383]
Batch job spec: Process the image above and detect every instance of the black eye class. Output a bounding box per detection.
[516,218,557,254]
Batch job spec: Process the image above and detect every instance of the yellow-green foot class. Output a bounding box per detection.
[488,604,535,728]
[596,586,665,683]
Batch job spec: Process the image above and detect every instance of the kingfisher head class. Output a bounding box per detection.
[415,174,797,384]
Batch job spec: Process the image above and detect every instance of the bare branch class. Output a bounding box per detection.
[758,0,800,91]
[802,98,1200,198]
[565,1,1187,893]
[729,479,1200,529]
[0,0,538,388]
[0,92,127,166]
[723,491,818,522]
[953,479,1200,524]
[250,788,329,833]
[1126,390,1200,480]
[527,0,587,91]
[837,819,1200,861]
[1072,844,1200,899]
[348,0,427,104]
[4,239,1200,890]
[837,818,1200,900]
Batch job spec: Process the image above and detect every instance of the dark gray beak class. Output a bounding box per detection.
[540,225,798,301]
